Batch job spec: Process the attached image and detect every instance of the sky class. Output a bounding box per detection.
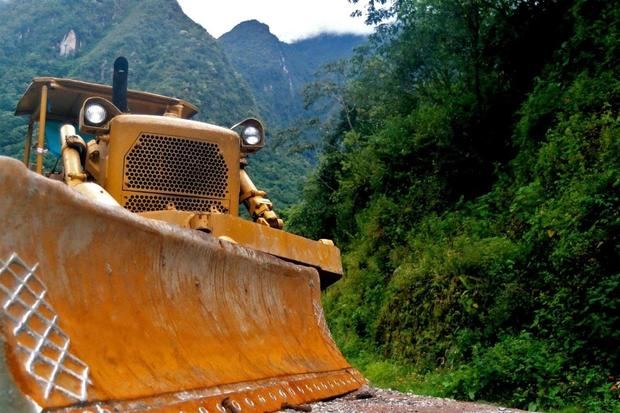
[176,0,374,43]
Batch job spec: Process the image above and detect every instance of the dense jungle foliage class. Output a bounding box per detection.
[287,0,620,411]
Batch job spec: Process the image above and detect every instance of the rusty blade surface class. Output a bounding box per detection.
[0,156,364,412]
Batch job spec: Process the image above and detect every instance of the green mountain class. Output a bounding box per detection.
[219,20,366,127]
[216,21,366,208]
[0,2,367,208]
[0,0,257,158]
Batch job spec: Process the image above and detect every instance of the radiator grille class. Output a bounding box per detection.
[124,194,228,213]
[125,133,229,198]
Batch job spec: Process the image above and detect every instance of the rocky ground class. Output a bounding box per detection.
[280,387,528,413]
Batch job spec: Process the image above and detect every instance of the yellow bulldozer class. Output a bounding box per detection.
[0,58,364,412]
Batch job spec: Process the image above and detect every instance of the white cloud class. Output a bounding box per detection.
[177,0,373,43]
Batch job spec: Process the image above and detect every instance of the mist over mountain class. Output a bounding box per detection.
[219,20,366,127]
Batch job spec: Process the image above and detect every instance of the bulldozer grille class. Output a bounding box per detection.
[124,194,228,213]
[123,133,230,213]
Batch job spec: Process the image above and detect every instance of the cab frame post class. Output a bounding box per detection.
[35,84,48,174]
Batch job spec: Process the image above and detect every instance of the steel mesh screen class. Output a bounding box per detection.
[124,194,228,213]
[125,133,229,198]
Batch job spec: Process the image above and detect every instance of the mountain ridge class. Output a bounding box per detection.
[219,19,366,127]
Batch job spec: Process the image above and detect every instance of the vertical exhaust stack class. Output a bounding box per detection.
[112,57,128,112]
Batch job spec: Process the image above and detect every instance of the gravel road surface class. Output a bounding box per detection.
[280,387,527,413]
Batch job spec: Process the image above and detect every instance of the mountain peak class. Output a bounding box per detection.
[224,20,273,37]
[218,19,366,128]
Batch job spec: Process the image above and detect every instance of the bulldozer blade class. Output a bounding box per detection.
[0,157,365,412]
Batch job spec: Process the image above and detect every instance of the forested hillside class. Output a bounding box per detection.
[288,1,620,411]
[219,20,365,127]
[218,20,365,207]
[0,0,256,156]
[0,0,362,208]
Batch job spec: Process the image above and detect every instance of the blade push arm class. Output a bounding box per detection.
[239,168,283,229]
[59,124,119,207]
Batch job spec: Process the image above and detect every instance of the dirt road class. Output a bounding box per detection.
[280,387,528,413]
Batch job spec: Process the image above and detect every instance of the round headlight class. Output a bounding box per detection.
[85,103,107,125]
[241,126,261,145]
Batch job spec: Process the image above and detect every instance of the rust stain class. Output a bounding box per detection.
[0,157,365,411]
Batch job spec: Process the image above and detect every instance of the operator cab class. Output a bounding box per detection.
[15,57,281,229]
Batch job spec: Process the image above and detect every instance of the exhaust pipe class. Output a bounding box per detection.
[112,57,128,112]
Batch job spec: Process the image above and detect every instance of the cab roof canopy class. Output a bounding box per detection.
[15,77,199,122]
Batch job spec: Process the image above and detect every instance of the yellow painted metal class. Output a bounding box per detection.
[60,124,87,186]
[239,168,283,229]
[15,77,199,120]
[58,124,119,207]
[89,114,241,217]
[35,85,48,174]
[0,157,364,412]
[6,74,363,411]
[140,210,343,288]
